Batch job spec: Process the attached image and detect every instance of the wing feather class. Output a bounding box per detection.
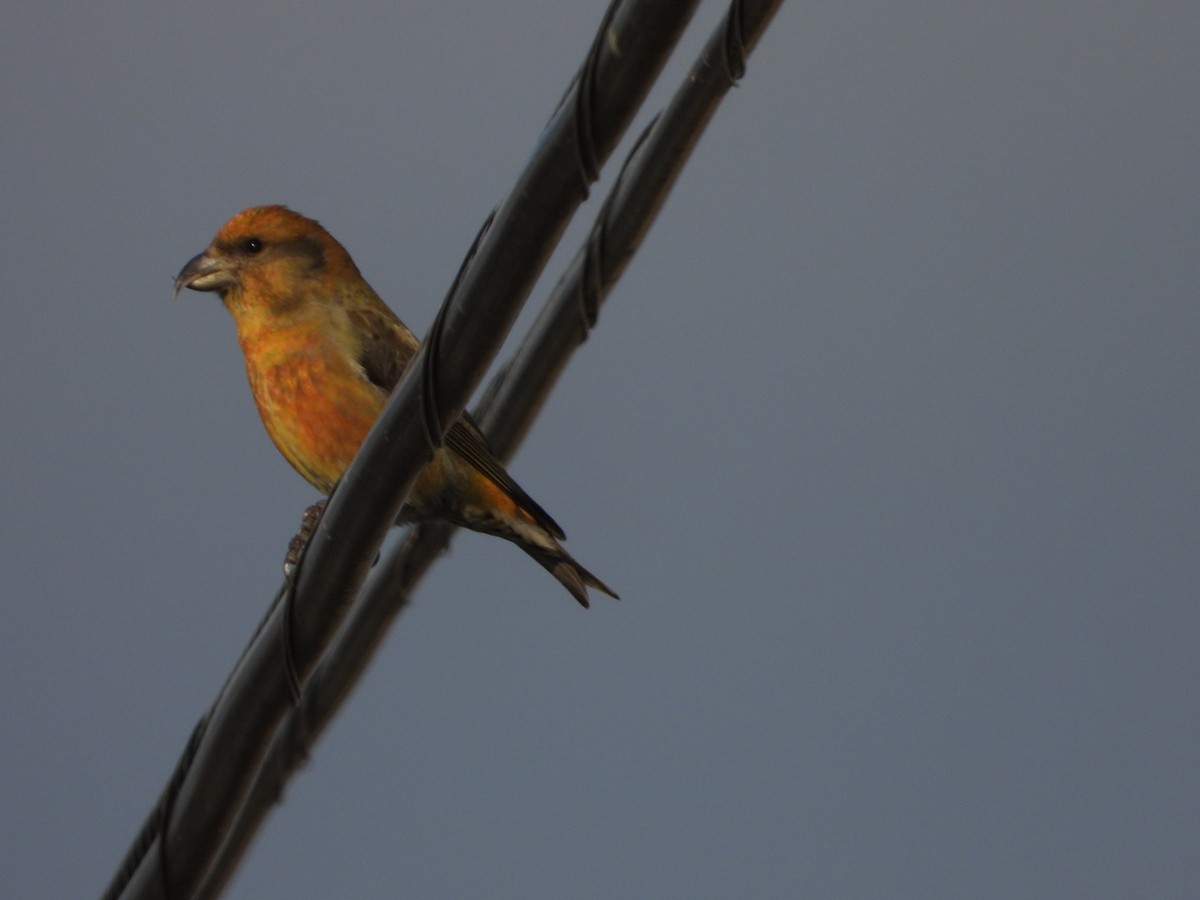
[446,416,565,540]
[350,303,565,540]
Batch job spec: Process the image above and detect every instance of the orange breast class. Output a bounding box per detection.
[238,323,383,494]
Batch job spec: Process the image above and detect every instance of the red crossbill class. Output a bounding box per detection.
[174,205,616,607]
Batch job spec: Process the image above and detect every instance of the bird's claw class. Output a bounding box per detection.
[283,498,328,581]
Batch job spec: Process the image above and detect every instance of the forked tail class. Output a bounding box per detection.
[520,542,620,609]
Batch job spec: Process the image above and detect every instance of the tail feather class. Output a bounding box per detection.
[520,542,620,609]
[442,487,619,607]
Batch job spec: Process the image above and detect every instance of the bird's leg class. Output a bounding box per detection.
[284,497,328,581]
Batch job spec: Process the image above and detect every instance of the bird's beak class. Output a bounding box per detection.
[173,250,234,296]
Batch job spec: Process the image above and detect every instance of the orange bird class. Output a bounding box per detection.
[174,205,616,607]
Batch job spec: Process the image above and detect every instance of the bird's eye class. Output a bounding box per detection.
[243,237,264,254]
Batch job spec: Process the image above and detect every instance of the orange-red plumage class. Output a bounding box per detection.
[175,205,615,607]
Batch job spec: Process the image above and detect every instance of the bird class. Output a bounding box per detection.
[174,205,616,607]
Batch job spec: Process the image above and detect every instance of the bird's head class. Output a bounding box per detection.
[173,205,362,315]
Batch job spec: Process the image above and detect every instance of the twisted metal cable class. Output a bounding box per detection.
[101,3,702,899]
[191,3,783,897]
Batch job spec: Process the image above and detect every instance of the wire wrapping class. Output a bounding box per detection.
[419,210,495,453]
[722,0,748,82]
[100,716,207,900]
[280,588,303,706]
[567,0,616,193]
[578,115,656,333]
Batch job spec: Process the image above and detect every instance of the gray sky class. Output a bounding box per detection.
[3,2,1198,898]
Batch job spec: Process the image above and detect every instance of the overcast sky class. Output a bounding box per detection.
[2,2,1198,898]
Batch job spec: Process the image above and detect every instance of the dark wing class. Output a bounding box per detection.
[350,303,565,541]
[349,304,418,393]
[446,415,565,540]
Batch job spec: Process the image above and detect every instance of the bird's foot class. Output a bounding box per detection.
[284,498,328,581]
